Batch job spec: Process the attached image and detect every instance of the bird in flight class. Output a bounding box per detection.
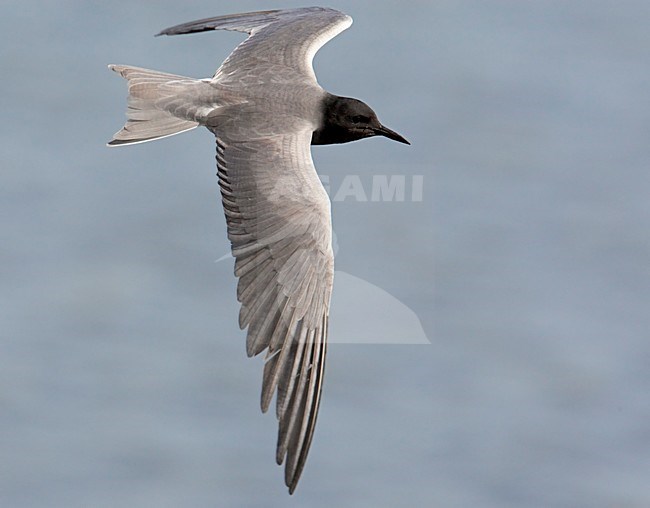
[108,7,409,494]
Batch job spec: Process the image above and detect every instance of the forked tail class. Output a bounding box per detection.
[107,65,202,146]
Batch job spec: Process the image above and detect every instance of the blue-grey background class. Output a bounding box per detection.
[2,1,649,506]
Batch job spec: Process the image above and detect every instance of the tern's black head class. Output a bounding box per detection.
[312,95,410,146]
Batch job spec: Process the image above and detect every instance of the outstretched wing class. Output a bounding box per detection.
[158,7,346,492]
[157,7,352,83]
[215,124,334,493]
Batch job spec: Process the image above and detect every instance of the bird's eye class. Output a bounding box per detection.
[351,115,368,124]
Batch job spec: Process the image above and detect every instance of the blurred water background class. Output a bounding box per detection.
[2,1,649,506]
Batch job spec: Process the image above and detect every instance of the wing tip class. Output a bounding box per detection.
[106,138,130,147]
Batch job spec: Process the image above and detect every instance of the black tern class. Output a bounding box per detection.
[108,7,409,493]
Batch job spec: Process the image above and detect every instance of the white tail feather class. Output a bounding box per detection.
[107,65,200,146]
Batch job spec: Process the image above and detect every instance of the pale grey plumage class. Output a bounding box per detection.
[108,7,353,494]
